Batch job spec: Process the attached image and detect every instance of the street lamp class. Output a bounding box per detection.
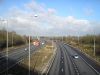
[93,33,96,56]
[0,18,8,53]
[6,20,9,74]
[28,14,38,75]
[78,35,79,45]
[12,31,13,48]
[62,36,63,43]
[0,18,8,74]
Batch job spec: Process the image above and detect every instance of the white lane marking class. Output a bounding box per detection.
[61,68,64,72]
[62,56,63,59]
[62,61,63,63]
[80,55,100,75]
[77,72,80,75]
[71,57,80,75]
[0,58,24,73]
[0,55,5,59]
[66,44,100,75]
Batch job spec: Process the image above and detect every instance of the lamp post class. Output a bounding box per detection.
[29,34,31,75]
[77,33,80,47]
[93,33,96,56]
[28,14,38,75]
[0,18,8,74]
[6,19,8,74]
[62,36,63,43]
[12,31,13,48]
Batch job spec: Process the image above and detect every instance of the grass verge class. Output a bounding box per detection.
[20,42,56,74]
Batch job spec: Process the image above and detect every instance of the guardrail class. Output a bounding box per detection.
[41,44,57,75]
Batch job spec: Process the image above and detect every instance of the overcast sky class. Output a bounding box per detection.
[0,0,100,36]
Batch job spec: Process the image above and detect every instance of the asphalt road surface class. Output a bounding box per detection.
[48,42,100,75]
[0,43,44,74]
[0,41,100,75]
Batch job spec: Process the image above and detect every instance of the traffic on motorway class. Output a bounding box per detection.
[0,0,100,75]
[0,39,100,75]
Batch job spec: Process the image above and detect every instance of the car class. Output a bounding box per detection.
[72,55,79,59]
[24,48,27,51]
[42,42,45,45]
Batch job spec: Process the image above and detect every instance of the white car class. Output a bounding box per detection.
[42,42,44,45]
[73,55,79,59]
[24,48,27,51]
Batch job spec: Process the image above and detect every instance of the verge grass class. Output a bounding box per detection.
[20,42,56,74]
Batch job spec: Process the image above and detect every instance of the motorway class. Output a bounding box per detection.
[0,43,44,75]
[0,41,100,75]
[48,42,100,75]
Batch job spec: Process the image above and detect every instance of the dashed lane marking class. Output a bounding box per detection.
[62,61,63,63]
[62,56,63,59]
[61,68,64,72]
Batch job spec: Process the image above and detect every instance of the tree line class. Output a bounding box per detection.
[0,29,29,50]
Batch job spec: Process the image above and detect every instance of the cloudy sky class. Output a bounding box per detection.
[0,0,100,36]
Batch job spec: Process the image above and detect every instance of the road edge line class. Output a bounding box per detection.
[66,44,100,75]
